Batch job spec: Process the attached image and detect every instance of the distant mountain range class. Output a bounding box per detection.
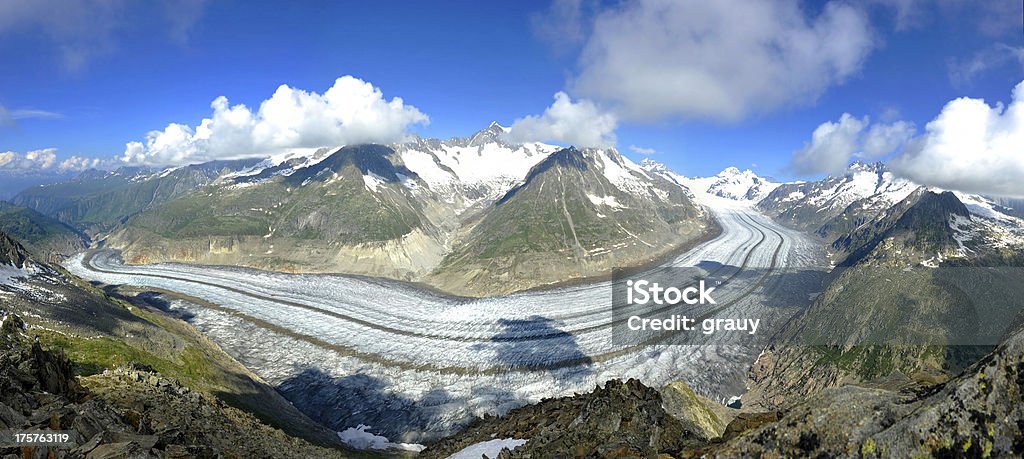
[7,124,1024,296]
[10,124,710,296]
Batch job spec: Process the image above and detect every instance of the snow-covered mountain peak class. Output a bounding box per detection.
[466,121,512,147]
[825,162,916,210]
[682,167,779,203]
[392,129,560,211]
[638,158,663,171]
[219,146,335,183]
[846,160,886,174]
[585,148,656,196]
[718,166,743,176]
[486,120,510,133]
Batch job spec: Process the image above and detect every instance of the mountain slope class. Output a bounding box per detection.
[107,144,451,279]
[0,317,359,458]
[0,200,86,261]
[429,147,711,296]
[422,379,701,458]
[704,320,1024,458]
[427,324,1024,458]
[12,159,259,234]
[831,189,970,266]
[0,229,34,268]
[745,190,1024,409]
[0,231,359,453]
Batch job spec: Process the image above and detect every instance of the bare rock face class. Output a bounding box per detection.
[694,326,1024,458]
[420,378,702,458]
[660,381,728,441]
[0,231,32,268]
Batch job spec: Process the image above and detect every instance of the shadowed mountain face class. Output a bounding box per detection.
[833,189,970,267]
[0,231,32,268]
[0,201,86,261]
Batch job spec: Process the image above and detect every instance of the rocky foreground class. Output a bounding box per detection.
[424,330,1023,458]
[0,313,356,459]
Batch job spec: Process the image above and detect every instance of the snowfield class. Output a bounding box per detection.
[66,193,825,444]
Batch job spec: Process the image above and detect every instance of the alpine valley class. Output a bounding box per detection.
[17,123,711,297]
[3,124,1024,457]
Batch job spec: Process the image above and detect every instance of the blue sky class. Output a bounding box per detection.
[0,0,1022,193]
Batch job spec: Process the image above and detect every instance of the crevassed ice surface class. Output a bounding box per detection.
[66,195,824,443]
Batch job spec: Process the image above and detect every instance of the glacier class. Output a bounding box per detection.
[66,193,825,443]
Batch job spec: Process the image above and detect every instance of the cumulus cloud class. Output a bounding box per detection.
[0,148,98,174]
[861,120,916,157]
[791,114,867,175]
[890,80,1024,198]
[569,0,876,122]
[628,145,656,155]
[505,92,617,148]
[57,155,104,173]
[791,114,914,175]
[121,76,429,166]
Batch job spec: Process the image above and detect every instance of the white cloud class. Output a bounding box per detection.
[569,0,876,122]
[861,120,915,157]
[121,76,430,165]
[505,92,617,148]
[890,80,1024,198]
[791,114,867,175]
[628,145,656,155]
[791,114,914,175]
[57,155,104,173]
[0,148,100,174]
[0,104,62,128]
[0,148,56,171]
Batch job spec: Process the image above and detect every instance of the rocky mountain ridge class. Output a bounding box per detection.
[53,126,713,297]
